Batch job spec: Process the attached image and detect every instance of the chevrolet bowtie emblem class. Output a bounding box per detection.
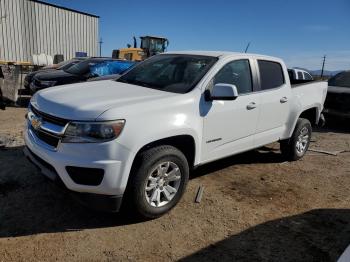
[31,115,42,130]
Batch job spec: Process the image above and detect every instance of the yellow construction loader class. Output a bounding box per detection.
[113,36,169,61]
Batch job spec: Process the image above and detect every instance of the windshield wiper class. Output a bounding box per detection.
[117,78,130,84]
[132,80,153,88]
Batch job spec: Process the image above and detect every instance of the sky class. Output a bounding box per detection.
[46,0,350,71]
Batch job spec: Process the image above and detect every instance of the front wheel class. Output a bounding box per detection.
[127,145,189,219]
[280,118,312,161]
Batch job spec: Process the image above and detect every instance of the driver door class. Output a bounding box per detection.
[201,59,261,163]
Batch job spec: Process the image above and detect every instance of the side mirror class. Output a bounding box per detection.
[205,83,238,101]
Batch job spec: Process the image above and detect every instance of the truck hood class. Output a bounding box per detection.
[31,80,176,120]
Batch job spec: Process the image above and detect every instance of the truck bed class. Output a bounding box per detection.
[290,81,328,117]
[281,80,328,140]
[291,80,325,88]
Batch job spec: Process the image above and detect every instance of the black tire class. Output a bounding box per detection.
[280,118,312,161]
[127,145,189,219]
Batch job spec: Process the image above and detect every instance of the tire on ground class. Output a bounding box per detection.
[280,118,312,161]
[126,145,189,219]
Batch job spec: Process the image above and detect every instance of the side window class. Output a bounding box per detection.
[213,59,253,94]
[258,60,285,90]
[125,53,133,61]
[297,71,303,80]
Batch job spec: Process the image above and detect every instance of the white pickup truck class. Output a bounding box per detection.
[24,51,328,218]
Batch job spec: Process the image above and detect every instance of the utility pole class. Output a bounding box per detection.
[244,42,251,53]
[98,38,103,57]
[320,55,326,79]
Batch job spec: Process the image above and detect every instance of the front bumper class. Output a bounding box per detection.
[24,118,134,199]
[29,81,51,94]
[24,146,123,212]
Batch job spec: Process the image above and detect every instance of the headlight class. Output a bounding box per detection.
[62,120,125,143]
[39,80,57,87]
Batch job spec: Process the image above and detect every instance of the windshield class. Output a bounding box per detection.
[328,71,350,88]
[150,39,164,53]
[117,54,218,93]
[65,59,113,75]
[56,60,71,67]
[57,60,81,71]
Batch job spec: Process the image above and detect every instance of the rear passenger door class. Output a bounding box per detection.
[254,60,291,147]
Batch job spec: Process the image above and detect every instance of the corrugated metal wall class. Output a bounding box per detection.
[0,0,99,62]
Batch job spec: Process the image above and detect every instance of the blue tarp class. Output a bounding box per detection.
[90,61,135,77]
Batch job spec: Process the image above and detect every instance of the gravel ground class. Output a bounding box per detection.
[0,107,350,261]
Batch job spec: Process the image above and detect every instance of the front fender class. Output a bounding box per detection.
[115,127,201,196]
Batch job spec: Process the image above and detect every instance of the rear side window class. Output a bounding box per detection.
[258,60,285,90]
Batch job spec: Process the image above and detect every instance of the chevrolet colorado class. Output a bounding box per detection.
[24,51,328,218]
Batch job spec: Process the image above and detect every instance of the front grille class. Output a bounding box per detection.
[29,104,69,148]
[31,126,60,147]
[30,104,69,126]
[325,93,350,112]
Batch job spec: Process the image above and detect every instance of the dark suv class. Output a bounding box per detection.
[30,58,135,93]
[24,58,86,91]
[324,71,350,118]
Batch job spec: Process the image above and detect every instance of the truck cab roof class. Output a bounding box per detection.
[163,51,281,61]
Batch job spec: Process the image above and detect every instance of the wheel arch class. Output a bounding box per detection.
[122,135,197,197]
[282,105,321,140]
[132,135,197,169]
[298,107,319,126]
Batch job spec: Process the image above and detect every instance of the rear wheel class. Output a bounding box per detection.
[280,118,312,161]
[127,145,189,219]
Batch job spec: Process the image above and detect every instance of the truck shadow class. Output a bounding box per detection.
[0,141,340,244]
[192,147,283,179]
[0,144,285,238]
[179,209,350,262]
[2,146,349,261]
[0,145,143,238]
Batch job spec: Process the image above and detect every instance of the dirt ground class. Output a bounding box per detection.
[0,107,350,262]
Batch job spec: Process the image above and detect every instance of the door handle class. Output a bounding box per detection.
[246,102,257,110]
[280,97,288,103]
